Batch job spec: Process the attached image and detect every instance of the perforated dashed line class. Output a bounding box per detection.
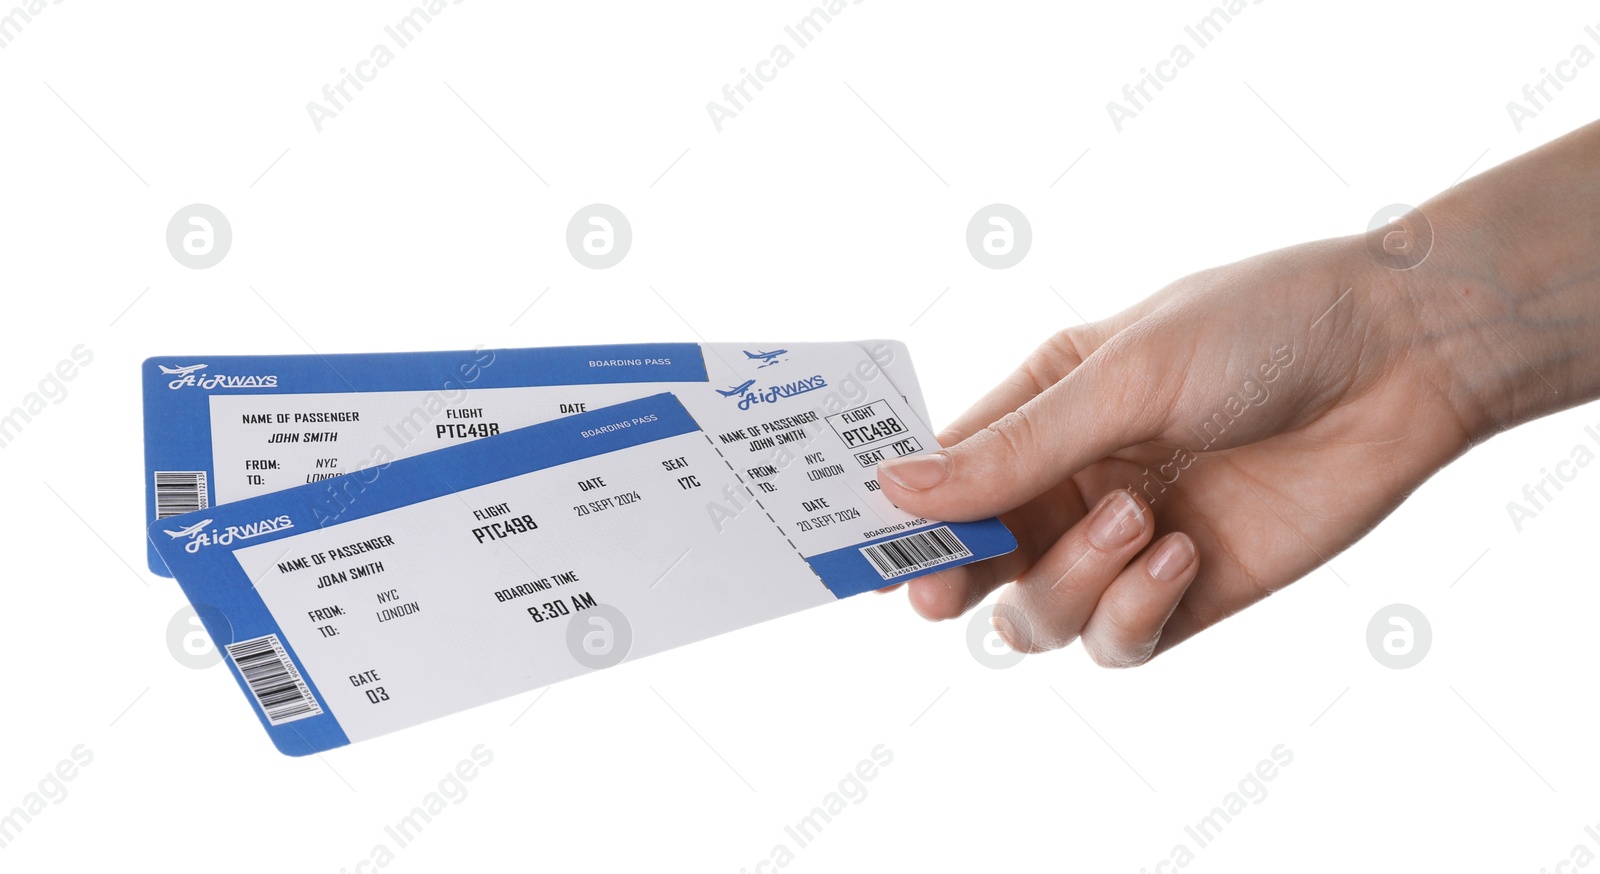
[701,432,814,580]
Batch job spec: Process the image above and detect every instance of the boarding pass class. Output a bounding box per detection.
[150,391,1015,754]
[142,342,934,576]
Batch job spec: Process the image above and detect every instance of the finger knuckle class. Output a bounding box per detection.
[985,408,1037,466]
[993,599,1053,654]
[909,576,968,622]
[1018,330,1089,392]
[1083,603,1160,668]
[1084,632,1156,669]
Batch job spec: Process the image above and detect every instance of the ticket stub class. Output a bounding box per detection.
[150,393,1015,755]
[142,342,934,576]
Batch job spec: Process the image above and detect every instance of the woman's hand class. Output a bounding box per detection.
[876,117,1600,665]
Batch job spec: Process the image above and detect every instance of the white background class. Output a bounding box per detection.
[3,1,1598,871]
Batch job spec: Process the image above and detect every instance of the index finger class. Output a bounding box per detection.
[934,330,1089,446]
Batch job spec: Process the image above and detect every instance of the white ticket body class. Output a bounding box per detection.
[142,342,933,576]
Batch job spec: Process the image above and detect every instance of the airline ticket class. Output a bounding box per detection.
[142,342,933,576]
[150,390,1015,754]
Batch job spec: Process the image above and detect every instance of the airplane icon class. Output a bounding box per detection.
[159,364,208,376]
[743,349,787,367]
[163,519,213,539]
[716,379,756,397]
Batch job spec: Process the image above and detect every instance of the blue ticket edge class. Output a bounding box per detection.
[150,392,1017,756]
[142,344,707,575]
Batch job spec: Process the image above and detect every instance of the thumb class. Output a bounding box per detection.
[876,351,1167,521]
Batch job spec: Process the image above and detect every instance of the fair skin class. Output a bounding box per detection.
[877,118,1600,666]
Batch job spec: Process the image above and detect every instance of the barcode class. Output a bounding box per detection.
[154,471,208,519]
[859,526,973,579]
[225,634,323,726]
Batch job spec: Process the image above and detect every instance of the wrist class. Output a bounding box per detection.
[1375,122,1600,444]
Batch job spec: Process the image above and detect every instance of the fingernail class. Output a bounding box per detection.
[1148,534,1195,582]
[878,452,951,491]
[1087,490,1144,550]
